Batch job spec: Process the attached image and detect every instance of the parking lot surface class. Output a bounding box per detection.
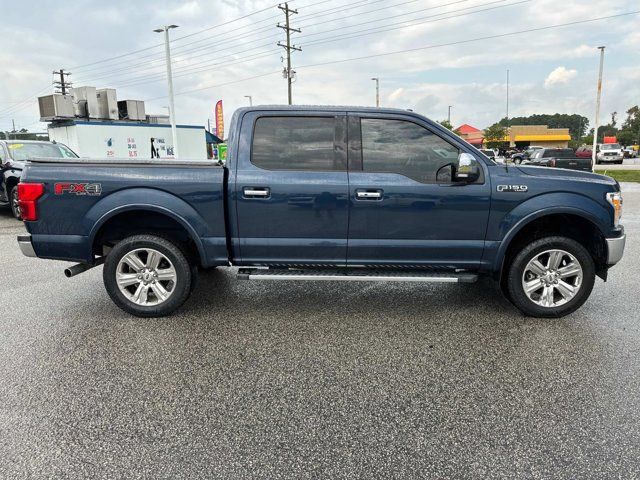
[1,184,639,479]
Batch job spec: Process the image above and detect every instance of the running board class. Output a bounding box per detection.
[237,268,478,283]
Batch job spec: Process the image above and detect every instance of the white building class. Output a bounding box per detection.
[47,120,208,160]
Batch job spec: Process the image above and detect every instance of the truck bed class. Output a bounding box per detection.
[21,157,228,266]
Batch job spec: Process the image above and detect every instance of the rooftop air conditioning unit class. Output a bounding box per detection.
[38,94,75,121]
[72,86,99,119]
[118,100,146,121]
[96,88,118,120]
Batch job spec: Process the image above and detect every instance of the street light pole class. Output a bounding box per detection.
[244,95,253,106]
[592,46,605,170]
[371,77,380,107]
[448,105,453,124]
[154,25,179,159]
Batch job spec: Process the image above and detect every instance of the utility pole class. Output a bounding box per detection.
[278,3,301,105]
[371,77,380,107]
[506,69,510,127]
[53,69,72,95]
[592,46,605,170]
[154,25,180,159]
[244,95,253,106]
[448,105,453,124]
[506,69,511,147]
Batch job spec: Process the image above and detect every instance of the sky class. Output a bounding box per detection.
[0,0,638,134]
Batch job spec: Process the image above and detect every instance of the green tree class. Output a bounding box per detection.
[619,106,640,145]
[483,123,508,148]
[438,120,453,130]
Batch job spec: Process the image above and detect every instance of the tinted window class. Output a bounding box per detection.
[252,116,342,171]
[360,118,461,183]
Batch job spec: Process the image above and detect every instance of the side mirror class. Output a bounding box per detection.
[454,153,480,182]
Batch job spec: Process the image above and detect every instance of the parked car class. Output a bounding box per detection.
[575,146,593,158]
[596,143,624,164]
[511,146,543,164]
[623,146,637,158]
[17,106,625,319]
[527,148,593,171]
[0,140,78,219]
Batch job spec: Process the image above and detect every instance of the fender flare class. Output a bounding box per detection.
[86,188,210,265]
[493,198,610,277]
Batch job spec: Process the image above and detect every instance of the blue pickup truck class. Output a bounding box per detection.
[17,106,625,318]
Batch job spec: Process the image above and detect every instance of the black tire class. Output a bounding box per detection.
[103,234,195,317]
[506,236,595,318]
[10,186,22,220]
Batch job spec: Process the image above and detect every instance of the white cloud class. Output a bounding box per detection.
[544,66,578,88]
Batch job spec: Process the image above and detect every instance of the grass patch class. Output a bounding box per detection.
[596,170,640,182]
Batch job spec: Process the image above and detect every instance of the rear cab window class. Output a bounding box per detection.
[251,116,344,171]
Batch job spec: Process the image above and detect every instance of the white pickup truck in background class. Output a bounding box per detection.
[596,143,624,164]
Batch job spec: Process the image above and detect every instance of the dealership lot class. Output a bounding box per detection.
[1,185,639,478]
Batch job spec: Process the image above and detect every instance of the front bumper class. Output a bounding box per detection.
[606,233,626,265]
[17,235,37,258]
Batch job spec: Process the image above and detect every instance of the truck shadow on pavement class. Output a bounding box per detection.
[173,267,562,330]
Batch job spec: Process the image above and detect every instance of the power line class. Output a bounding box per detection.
[303,0,527,47]
[72,0,358,80]
[295,10,640,70]
[70,1,291,71]
[143,11,640,103]
[76,0,485,89]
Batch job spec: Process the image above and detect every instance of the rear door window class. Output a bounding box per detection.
[252,116,343,171]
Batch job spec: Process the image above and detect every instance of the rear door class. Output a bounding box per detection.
[233,111,349,265]
[346,113,491,268]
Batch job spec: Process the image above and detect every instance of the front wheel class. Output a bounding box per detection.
[103,234,195,317]
[507,236,595,318]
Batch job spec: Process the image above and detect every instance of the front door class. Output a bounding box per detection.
[234,112,349,265]
[346,113,491,269]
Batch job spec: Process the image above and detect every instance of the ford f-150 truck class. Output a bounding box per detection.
[16,106,625,318]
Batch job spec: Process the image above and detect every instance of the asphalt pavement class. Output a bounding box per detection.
[1,184,639,479]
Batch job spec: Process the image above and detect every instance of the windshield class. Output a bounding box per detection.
[480,150,494,156]
[600,144,621,150]
[7,142,78,161]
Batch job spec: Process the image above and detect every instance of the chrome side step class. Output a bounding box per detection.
[237,268,478,283]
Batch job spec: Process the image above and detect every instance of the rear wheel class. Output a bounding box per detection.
[103,234,195,317]
[10,186,21,220]
[507,236,595,318]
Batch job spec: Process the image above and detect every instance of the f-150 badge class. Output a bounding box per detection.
[54,183,102,196]
[497,185,528,193]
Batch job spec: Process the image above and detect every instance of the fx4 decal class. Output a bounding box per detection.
[497,185,528,193]
[54,183,102,196]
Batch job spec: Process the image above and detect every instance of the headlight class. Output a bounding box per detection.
[606,191,623,226]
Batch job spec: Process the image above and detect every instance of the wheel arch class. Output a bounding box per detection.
[495,208,608,286]
[90,205,207,266]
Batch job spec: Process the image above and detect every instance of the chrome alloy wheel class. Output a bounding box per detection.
[116,248,177,306]
[521,249,583,308]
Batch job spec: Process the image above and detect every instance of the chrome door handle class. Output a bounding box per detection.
[356,190,382,199]
[243,187,270,198]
